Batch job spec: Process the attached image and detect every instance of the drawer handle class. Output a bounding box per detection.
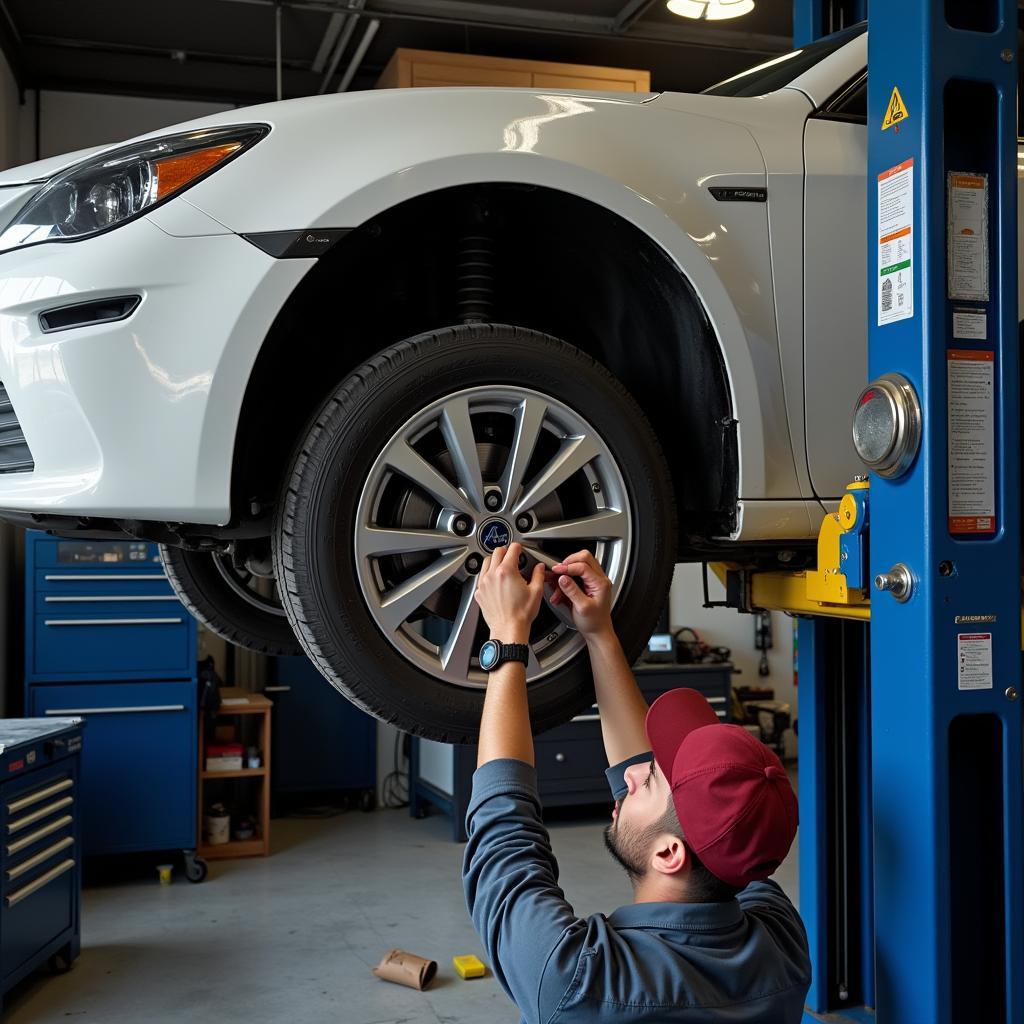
[45,595,178,604]
[706,696,727,705]
[6,859,75,907]
[45,705,186,716]
[555,753,566,762]
[263,686,291,692]
[8,796,74,834]
[6,777,72,814]
[7,815,73,855]
[44,617,184,627]
[570,713,601,723]
[44,574,165,581]
[7,836,74,881]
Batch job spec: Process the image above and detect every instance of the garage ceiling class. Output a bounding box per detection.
[0,0,804,105]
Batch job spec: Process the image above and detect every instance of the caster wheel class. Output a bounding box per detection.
[48,950,73,974]
[184,855,208,883]
[359,789,377,813]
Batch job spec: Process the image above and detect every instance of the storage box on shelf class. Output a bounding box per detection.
[410,663,734,841]
[24,532,200,870]
[198,689,272,860]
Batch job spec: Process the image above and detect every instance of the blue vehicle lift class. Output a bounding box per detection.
[732,2,1022,1021]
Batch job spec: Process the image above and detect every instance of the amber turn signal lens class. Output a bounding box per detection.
[151,142,242,200]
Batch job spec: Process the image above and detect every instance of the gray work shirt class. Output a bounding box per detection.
[462,755,811,1024]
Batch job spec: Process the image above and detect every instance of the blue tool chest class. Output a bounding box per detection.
[24,533,198,857]
[0,717,84,1010]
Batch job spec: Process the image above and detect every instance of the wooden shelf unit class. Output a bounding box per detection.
[198,689,272,860]
[377,49,651,93]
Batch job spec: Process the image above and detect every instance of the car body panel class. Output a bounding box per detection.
[0,217,310,519]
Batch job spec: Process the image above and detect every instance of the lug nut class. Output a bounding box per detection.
[465,554,482,575]
[518,554,528,570]
[485,491,502,511]
[452,516,472,536]
[515,514,532,532]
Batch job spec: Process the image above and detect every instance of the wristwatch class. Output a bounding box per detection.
[478,639,530,672]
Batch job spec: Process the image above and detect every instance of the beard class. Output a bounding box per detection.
[603,817,648,881]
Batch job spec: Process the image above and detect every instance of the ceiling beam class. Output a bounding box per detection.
[215,0,791,54]
[613,0,660,34]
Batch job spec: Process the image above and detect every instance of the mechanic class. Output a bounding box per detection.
[463,542,811,1023]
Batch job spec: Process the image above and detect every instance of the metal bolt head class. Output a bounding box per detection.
[875,563,913,602]
[485,491,501,510]
[452,516,472,536]
[1006,686,1018,702]
[1002,48,1014,63]
[465,554,482,574]
[515,514,532,532]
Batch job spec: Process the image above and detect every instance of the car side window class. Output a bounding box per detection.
[816,73,867,124]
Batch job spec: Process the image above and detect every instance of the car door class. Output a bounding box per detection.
[802,73,869,499]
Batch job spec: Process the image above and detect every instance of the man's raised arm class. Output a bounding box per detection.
[549,550,651,766]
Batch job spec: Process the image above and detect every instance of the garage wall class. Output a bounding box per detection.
[32,90,235,159]
[670,563,797,756]
[0,50,22,171]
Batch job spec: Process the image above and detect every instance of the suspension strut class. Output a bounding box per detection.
[456,230,495,325]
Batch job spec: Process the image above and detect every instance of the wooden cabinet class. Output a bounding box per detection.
[377,49,650,93]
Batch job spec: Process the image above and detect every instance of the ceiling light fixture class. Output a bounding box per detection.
[667,0,755,20]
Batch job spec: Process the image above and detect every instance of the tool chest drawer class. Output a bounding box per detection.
[0,719,83,1001]
[29,682,196,855]
[25,531,196,683]
[31,611,194,680]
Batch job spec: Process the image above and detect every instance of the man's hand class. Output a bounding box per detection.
[547,549,613,640]
[475,542,545,643]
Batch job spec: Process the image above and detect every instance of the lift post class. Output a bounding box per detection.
[866,2,1022,1021]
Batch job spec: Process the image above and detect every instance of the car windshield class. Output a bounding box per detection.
[703,23,865,97]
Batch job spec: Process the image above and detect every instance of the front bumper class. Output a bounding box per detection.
[0,215,313,524]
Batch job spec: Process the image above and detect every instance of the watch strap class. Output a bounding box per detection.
[497,642,530,666]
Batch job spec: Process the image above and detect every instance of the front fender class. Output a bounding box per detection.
[176,87,802,503]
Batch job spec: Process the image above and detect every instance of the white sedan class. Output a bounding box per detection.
[0,25,915,739]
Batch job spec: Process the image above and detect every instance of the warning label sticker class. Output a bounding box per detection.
[881,86,909,131]
[948,172,989,302]
[877,159,914,326]
[957,632,993,690]
[948,349,995,534]
[952,308,987,341]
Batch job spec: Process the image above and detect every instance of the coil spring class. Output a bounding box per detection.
[456,233,494,324]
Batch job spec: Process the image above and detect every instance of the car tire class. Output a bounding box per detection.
[274,324,676,743]
[161,545,304,656]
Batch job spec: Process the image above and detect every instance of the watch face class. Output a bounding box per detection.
[479,640,500,671]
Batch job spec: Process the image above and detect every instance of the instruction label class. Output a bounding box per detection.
[881,86,909,131]
[947,172,989,301]
[952,308,987,341]
[957,632,993,690]
[948,349,995,534]
[877,159,914,326]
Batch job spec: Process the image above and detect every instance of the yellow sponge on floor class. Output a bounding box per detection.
[452,954,486,979]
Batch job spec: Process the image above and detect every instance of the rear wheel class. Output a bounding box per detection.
[274,324,676,742]
[161,544,303,656]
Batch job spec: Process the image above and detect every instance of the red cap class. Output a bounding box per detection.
[645,688,798,888]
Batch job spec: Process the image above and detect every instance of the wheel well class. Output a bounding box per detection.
[232,183,737,552]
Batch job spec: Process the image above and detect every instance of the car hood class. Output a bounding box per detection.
[0,87,659,188]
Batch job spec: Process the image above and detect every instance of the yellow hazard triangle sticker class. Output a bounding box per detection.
[881,86,909,130]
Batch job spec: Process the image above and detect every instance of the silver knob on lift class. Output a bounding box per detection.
[875,563,914,602]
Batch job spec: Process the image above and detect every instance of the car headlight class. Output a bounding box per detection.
[0,123,268,254]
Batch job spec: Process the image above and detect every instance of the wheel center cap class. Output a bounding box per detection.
[479,518,512,552]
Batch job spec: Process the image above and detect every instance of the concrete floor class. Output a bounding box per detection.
[6,795,800,1024]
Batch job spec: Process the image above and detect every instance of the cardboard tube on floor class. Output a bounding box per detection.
[373,949,438,990]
